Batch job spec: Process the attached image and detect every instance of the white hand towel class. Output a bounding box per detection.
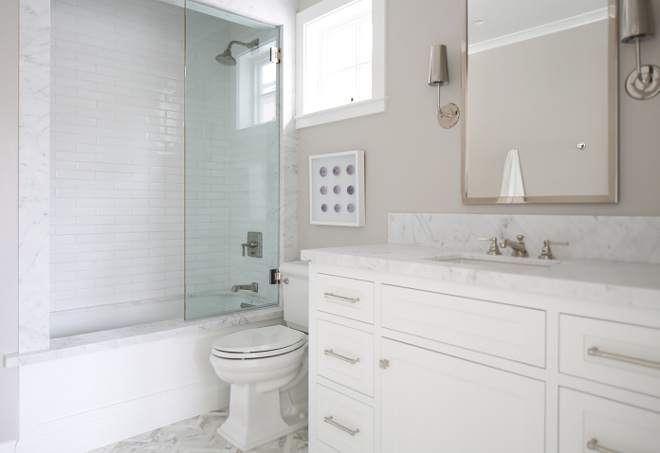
[499,149,525,200]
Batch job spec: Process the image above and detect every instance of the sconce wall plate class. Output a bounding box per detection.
[439,103,460,128]
[625,65,660,99]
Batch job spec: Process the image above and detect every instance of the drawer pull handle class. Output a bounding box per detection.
[587,438,622,453]
[324,349,360,364]
[587,347,660,370]
[323,416,360,436]
[323,292,360,303]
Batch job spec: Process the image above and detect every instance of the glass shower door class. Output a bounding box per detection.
[184,1,280,319]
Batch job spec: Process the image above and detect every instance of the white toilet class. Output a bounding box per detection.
[209,261,309,451]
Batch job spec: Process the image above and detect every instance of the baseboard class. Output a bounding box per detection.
[16,381,229,453]
[0,441,16,453]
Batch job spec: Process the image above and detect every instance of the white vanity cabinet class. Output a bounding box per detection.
[307,262,660,453]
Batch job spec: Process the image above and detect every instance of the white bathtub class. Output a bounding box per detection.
[50,293,276,338]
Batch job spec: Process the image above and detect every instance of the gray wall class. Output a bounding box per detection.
[0,0,19,445]
[297,0,660,251]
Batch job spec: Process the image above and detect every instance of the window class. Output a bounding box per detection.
[296,0,385,128]
[237,40,278,129]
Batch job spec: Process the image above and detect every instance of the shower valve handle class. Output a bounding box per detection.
[241,241,259,256]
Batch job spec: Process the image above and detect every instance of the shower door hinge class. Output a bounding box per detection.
[269,268,282,284]
[270,47,281,64]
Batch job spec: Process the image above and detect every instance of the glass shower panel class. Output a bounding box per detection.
[184,2,280,319]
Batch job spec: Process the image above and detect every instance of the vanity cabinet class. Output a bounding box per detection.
[308,263,660,453]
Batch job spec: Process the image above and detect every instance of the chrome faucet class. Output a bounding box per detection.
[230,282,258,293]
[499,235,529,257]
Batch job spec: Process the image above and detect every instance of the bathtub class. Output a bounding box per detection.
[15,302,284,453]
[50,292,276,338]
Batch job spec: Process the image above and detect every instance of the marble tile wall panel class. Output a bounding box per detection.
[18,0,51,352]
[389,213,660,264]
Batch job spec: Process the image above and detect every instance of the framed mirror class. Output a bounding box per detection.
[461,0,618,204]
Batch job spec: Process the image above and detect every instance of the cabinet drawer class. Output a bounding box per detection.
[317,384,374,453]
[559,388,660,453]
[382,284,546,367]
[317,319,375,396]
[316,274,375,323]
[560,315,660,397]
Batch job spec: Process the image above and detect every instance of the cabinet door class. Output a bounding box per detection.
[380,339,545,453]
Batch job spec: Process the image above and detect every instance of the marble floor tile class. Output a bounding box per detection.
[87,409,308,453]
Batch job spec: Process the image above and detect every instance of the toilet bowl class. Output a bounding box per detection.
[209,261,309,451]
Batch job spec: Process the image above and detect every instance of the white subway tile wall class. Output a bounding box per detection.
[50,0,186,312]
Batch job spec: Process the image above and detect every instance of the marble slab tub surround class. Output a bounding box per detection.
[4,307,283,368]
[388,213,660,264]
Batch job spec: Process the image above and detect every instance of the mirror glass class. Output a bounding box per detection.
[462,0,617,204]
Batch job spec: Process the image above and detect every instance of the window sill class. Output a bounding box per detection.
[295,97,387,129]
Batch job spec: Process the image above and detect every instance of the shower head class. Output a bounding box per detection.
[215,49,236,66]
[215,38,259,66]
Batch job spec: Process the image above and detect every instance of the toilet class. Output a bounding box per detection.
[209,261,309,451]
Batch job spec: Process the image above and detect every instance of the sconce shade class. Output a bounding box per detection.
[428,44,449,86]
[622,0,655,43]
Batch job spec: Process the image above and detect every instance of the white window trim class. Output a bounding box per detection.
[295,0,386,129]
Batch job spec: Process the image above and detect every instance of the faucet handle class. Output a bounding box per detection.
[477,237,502,255]
[538,240,569,260]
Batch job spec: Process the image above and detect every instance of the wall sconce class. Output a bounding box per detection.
[428,44,460,128]
[621,0,660,99]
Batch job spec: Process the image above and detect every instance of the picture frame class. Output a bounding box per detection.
[309,150,365,227]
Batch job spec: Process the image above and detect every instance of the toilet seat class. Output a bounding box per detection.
[212,325,307,359]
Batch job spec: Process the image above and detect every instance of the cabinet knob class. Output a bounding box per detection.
[379,359,390,369]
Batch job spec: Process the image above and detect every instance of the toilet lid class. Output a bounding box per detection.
[212,325,306,359]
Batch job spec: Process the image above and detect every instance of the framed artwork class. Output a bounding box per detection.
[309,150,365,227]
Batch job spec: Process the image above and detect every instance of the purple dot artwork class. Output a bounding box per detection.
[347,203,355,213]
[346,165,354,175]
[333,166,341,176]
[321,204,328,212]
[320,186,327,195]
[347,185,355,195]
[333,185,341,194]
[319,167,327,177]
[334,204,341,212]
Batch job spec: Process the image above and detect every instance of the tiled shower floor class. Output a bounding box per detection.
[87,409,308,453]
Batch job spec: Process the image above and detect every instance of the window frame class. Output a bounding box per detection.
[295,0,386,129]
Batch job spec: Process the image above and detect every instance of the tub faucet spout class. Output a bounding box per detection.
[230,282,259,293]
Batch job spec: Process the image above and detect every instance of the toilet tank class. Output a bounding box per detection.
[280,260,309,332]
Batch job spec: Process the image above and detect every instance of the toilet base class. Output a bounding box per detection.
[218,412,307,451]
[218,380,308,451]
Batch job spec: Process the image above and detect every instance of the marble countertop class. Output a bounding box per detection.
[5,306,283,368]
[301,244,660,309]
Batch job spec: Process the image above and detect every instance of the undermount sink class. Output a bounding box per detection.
[426,253,560,268]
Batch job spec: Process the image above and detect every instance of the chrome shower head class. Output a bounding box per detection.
[214,38,259,66]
